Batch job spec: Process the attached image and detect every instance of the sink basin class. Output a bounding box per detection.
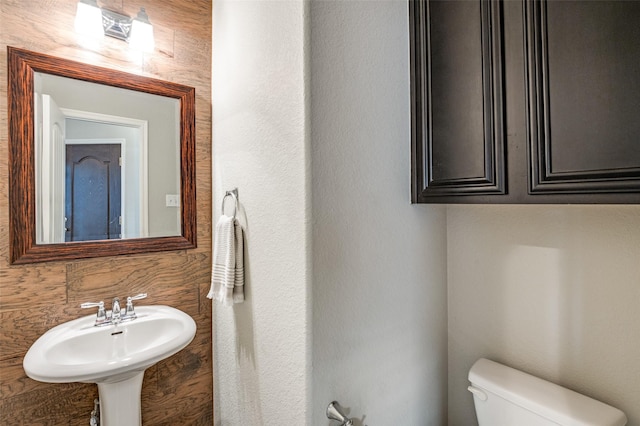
[23,304,196,426]
[24,305,196,384]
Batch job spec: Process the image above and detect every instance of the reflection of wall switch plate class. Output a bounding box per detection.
[166,194,180,207]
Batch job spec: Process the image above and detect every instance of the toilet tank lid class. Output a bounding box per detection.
[468,359,627,426]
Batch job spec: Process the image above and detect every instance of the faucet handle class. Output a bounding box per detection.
[124,293,147,318]
[129,293,148,301]
[81,301,108,325]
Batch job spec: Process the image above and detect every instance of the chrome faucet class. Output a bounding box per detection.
[81,293,147,326]
[111,297,122,323]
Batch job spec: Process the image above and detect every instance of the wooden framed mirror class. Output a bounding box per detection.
[8,46,196,264]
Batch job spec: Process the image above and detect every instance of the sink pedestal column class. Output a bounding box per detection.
[97,371,145,426]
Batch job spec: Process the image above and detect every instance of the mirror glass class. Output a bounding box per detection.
[34,73,181,243]
[8,47,197,264]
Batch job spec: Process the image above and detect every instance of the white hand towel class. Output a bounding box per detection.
[207,215,245,305]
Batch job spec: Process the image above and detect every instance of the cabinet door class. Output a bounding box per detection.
[410,0,505,202]
[525,0,640,194]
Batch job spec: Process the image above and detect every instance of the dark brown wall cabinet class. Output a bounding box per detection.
[410,0,640,204]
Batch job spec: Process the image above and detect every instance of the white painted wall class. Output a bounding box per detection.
[447,205,640,425]
[212,0,448,425]
[211,1,311,425]
[310,1,447,425]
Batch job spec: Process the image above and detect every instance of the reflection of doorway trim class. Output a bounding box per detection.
[40,94,67,244]
[61,109,149,238]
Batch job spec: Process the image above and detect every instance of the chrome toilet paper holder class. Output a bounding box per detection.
[326,401,353,426]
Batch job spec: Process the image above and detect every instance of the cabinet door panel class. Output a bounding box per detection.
[410,0,505,201]
[525,0,640,193]
[430,1,486,181]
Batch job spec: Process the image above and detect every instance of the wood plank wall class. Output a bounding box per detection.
[0,1,213,424]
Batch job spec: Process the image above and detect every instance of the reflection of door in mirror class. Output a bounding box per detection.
[35,102,151,244]
[65,114,149,241]
[65,144,122,242]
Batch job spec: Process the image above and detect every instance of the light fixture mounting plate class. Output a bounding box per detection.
[101,9,132,41]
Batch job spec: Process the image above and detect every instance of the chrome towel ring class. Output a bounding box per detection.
[221,188,239,219]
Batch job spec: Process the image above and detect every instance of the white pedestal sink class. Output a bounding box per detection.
[23,305,196,426]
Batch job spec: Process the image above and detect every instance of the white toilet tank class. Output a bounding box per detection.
[468,358,627,426]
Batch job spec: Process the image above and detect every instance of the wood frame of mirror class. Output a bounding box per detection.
[8,47,197,264]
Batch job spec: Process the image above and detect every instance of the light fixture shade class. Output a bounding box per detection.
[129,8,155,53]
[74,0,104,38]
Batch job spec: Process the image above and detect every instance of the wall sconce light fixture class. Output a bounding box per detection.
[74,0,155,53]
